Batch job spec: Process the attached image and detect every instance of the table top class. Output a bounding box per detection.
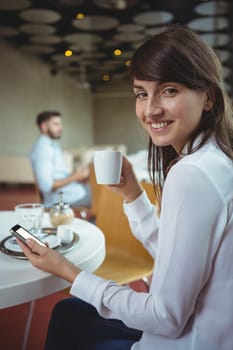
[0,211,105,309]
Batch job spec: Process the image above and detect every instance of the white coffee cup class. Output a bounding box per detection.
[93,150,123,185]
[57,224,73,244]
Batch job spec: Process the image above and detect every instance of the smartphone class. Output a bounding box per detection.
[10,224,46,247]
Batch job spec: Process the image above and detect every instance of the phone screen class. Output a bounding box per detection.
[11,224,46,247]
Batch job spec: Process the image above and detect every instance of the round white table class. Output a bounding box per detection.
[0,211,106,309]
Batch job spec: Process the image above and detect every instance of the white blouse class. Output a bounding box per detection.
[70,138,233,350]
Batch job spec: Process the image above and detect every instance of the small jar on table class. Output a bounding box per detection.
[49,192,74,227]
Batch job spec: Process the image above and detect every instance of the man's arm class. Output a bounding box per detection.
[51,167,90,191]
[32,137,89,193]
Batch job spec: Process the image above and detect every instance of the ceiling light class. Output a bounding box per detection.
[113,49,122,56]
[102,74,110,81]
[64,50,73,57]
[76,13,85,20]
[124,60,131,67]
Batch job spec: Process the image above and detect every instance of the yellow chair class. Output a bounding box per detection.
[88,162,103,218]
[140,181,159,205]
[94,185,154,288]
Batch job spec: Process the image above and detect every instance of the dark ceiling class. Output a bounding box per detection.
[0,0,232,93]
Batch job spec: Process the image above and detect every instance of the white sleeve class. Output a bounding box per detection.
[70,163,225,337]
[123,191,160,257]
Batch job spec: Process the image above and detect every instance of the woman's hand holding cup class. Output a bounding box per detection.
[93,150,143,203]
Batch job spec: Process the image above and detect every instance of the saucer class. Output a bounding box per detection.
[4,237,22,252]
[4,234,61,251]
[0,233,79,259]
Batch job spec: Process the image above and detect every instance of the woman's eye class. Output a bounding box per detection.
[163,87,178,95]
[135,91,147,99]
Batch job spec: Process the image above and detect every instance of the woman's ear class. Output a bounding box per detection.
[203,93,214,111]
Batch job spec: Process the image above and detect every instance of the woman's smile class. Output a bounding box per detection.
[150,121,173,132]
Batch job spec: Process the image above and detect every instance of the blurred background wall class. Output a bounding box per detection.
[0,40,94,155]
[0,40,147,158]
[93,93,148,154]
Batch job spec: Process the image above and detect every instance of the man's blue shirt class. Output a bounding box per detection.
[30,135,86,208]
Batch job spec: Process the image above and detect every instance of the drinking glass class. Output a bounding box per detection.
[15,203,44,235]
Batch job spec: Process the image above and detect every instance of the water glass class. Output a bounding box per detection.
[15,203,44,235]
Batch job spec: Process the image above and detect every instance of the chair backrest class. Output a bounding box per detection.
[95,186,152,262]
[88,162,103,217]
[140,181,159,206]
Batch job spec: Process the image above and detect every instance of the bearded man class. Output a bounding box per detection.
[30,111,91,208]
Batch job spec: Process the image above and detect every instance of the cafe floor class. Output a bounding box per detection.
[0,184,147,350]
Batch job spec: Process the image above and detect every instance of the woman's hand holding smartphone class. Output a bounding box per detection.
[11,224,80,283]
[10,224,46,247]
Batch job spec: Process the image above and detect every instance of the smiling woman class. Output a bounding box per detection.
[17,25,233,350]
[130,24,233,193]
